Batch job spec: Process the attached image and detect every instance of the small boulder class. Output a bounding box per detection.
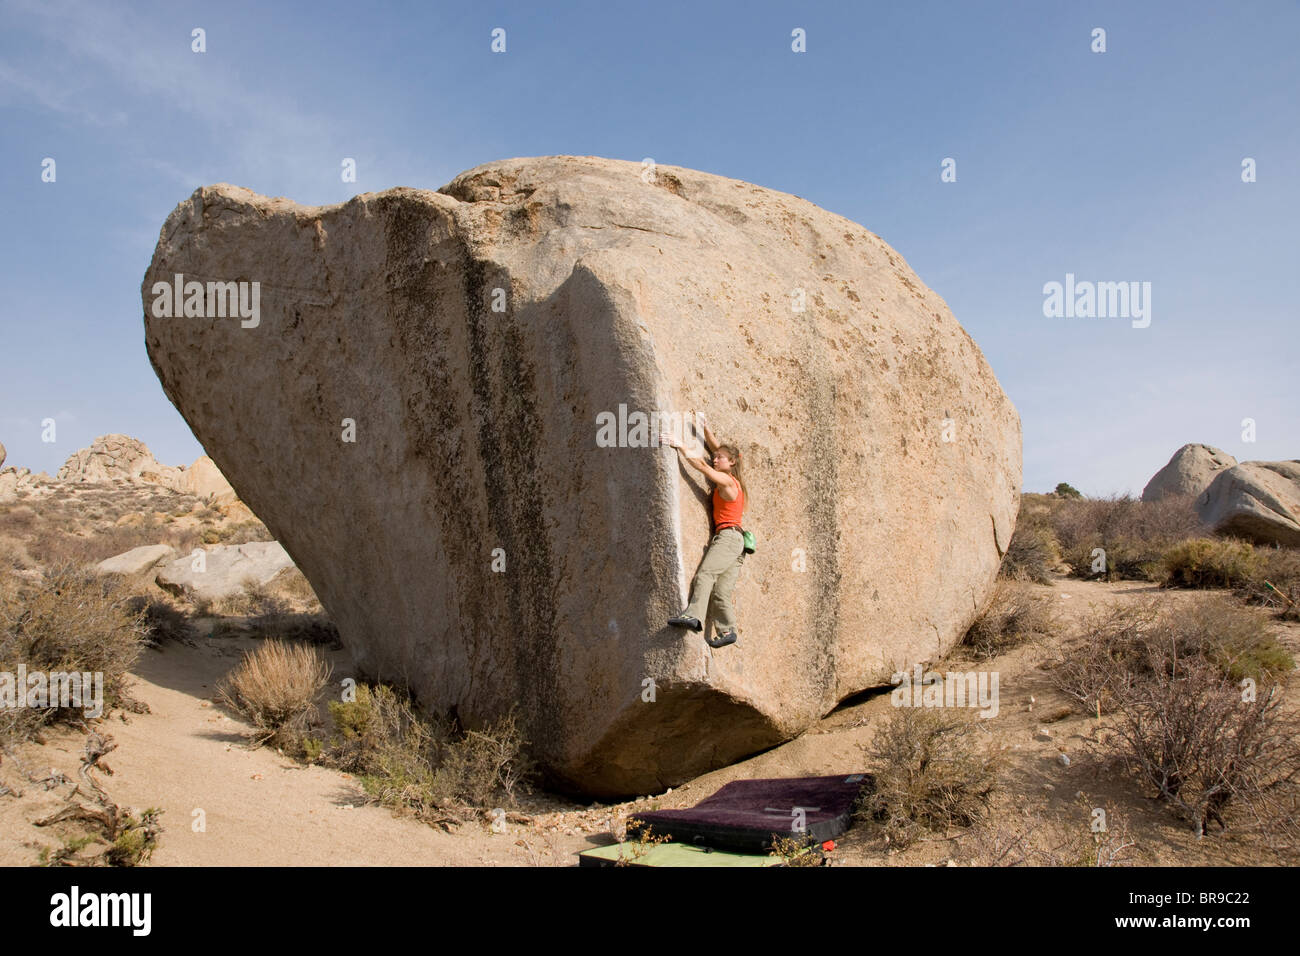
[97,544,178,576]
[155,541,295,602]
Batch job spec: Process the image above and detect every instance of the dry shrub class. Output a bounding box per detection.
[0,563,148,743]
[1053,594,1292,716]
[319,683,533,827]
[858,707,1000,847]
[962,796,1136,867]
[1097,651,1300,838]
[999,497,1061,583]
[1160,537,1263,589]
[963,579,1058,659]
[217,639,331,749]
[268,567,321,607]
[1237,546,1300,622]
[1051,493,1206,580]
[1053,595,1299,837]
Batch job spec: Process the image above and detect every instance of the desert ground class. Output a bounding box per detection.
[3,469,1297,867]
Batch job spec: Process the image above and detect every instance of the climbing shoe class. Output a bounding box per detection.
[668,615,703,632]
[707,630,738,648]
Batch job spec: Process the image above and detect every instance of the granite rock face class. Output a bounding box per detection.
[1197,460,1300,547]
[1142,443,1237,502]
[141,156,1021,796]
[154,541,295,602]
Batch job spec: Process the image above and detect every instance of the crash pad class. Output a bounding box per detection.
[626,773,869,852]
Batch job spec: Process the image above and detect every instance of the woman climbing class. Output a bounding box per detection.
[659,409,748,648]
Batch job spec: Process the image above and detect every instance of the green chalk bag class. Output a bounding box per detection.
[741,529,756,555]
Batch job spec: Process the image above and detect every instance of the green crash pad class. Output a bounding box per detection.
[578,841,812,867]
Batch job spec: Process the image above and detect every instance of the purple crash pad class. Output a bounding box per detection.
[628,773,871,852]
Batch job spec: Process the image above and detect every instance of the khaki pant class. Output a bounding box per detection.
[681,527,745,633]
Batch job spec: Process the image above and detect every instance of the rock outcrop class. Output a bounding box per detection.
[1142,444,1237,502]
[57,434,163,483]
[1197,460,1300,547]
[141,155,1022,796]
[53,435,236,503]
[97,544,178,576]
[177,455,237,503]
[0,440,6,470]
[154,541,295,602]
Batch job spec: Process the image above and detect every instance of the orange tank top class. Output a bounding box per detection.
[712,476,745,532]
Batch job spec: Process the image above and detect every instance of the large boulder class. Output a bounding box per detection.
[1197,460,1300,547]
[140,156,1022,796]
[155,541,295,602]
[0,440,6,469]
[1142,443,1237,502]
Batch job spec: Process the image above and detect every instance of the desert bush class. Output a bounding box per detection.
[1052,595,1298,836]
[1054,483,1082,499]
[1160,537,1263,589]
[1053,594,1292,717]
[125,595,193,645]
[999,499,1061,583]
[269,567,321,608]
[216,639,332,749]
[1050,494,1206,580]
[1097,647,1300,837]
[0,563,148,743]
[433,710,532,806]
[963,579,1058,658]
[857,707,1000,847]
[213,579,286,618]
[1237,546,1300,622]
[320,683,533,826]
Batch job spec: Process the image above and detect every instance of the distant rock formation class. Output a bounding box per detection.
[1142,443,1237,502]
[141,156,1022,796]
[52,434,236,503]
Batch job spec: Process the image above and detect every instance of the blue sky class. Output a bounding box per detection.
[1,0,1296,495]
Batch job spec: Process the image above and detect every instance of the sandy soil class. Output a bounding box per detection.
[3,573,1297,866]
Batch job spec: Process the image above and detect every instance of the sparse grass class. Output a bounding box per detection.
[963,579,1058,659]
[857,707,1000,848]
[961,795,1136,867]
[216,639,332,750]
